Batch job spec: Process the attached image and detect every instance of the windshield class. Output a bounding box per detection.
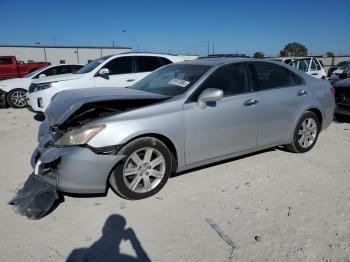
[338,62,350,70]
[290,58,310,72]
[23,66,49,78]
[130,64,211,96]
[73,55,112,74]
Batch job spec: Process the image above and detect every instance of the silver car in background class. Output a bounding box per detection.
[31,58,335,200]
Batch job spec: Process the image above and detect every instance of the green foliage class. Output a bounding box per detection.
[280,42,308,57]
[253,52,265,58]
[279,50,289,57]
[326,51,335,57]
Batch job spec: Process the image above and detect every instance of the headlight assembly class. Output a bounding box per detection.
[29,82,57,92]
[54,125,105,146]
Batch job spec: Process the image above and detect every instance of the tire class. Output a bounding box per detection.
[109,137,173,200]
[6,88,28,108]
[286,111,320,153]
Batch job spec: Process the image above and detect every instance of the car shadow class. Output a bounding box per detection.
[333,114,350,124]
[172,147,279,178]
[66,214,151,262]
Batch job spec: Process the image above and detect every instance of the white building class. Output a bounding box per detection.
[0,45,132,65]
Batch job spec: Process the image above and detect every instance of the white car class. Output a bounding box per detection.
[0,64,83,108]
[269,57,295,64]
[26,53,184,113]
[289,57,327,79]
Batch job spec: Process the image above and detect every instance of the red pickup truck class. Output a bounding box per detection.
[0,56,50,80]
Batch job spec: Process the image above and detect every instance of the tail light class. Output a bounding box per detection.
[330,87,336,95]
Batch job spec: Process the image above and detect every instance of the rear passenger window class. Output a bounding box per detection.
[0,58,13,64]
[105,57,133,75]
[68,65,83,73]
[136,56,167,73]
[310,59,321,70]
[254,62,302,90]
[199,63,252,97]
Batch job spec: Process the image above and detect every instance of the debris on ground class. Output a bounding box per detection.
[206,218,238,258]
[8,174,60,219]
[254,235,262,242]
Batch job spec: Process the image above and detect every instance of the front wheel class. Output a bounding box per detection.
[6,88,28,108]
[109,137,173,200]
[286,111,320,153]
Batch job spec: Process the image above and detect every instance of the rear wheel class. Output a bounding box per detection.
[6,88,28,108]
[286,111,320,153]
[109,137,173,200]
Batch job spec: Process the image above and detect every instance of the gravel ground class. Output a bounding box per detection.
[0,108,349,262]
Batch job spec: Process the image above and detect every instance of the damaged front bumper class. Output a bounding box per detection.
[31,145,125,194]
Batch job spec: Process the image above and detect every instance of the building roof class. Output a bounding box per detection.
[0,44,131,49]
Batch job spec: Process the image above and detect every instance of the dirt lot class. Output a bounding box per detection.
[0,108,349,262]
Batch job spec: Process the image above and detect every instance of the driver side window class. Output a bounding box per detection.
[104,57,133,75]
[198,63,253,98]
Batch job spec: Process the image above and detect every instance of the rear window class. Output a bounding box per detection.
[0,57,13,64]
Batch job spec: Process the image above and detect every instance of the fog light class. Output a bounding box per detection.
[37,98,43,108]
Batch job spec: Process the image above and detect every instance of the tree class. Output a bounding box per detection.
[326,51,335,57]
[280,42,308,57]
[280,50,289,57]
[253,52,265,58]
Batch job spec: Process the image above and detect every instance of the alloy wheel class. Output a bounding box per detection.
[10,90,27,108]
[297,118,317,148]
[122,147,166,193]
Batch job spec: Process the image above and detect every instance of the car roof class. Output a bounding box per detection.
[175,57,271,66]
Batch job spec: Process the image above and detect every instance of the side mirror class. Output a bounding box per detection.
[38,74,46,78]
[98,68,109,76]
[197,88,223,108]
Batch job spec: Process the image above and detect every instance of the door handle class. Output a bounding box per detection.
[243,99,259,106]
[297,90,307,96]
[311,73,318,75]
[127,79,135,82]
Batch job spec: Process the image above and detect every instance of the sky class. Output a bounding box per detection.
[0,0,349,56]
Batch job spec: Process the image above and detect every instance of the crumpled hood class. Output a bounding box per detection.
[0,77,32,92]
[45,87,169,127]
[31,73,82,84]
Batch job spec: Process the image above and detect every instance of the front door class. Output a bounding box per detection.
[184,63,259,164]
[94,56,135,88]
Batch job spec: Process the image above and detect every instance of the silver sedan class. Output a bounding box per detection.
[31,58,335,200]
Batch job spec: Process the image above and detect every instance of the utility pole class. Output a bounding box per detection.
[74,48,79,64]
[207,41,209,56]
[113,41,115,47]
[212,41,215,55]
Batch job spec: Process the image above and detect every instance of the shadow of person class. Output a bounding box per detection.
[66,214,151,262]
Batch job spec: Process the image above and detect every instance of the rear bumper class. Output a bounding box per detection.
[32,146,125,194]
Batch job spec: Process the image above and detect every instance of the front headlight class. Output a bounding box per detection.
[29,82,57,92]
[54,125,105,146]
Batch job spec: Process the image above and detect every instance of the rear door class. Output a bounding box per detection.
[252,62,308,146]
[0,57,17,78]
[94,56,134,88]
[132,56,172,85]
[309,58,324,79]
[184,62,259,164]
